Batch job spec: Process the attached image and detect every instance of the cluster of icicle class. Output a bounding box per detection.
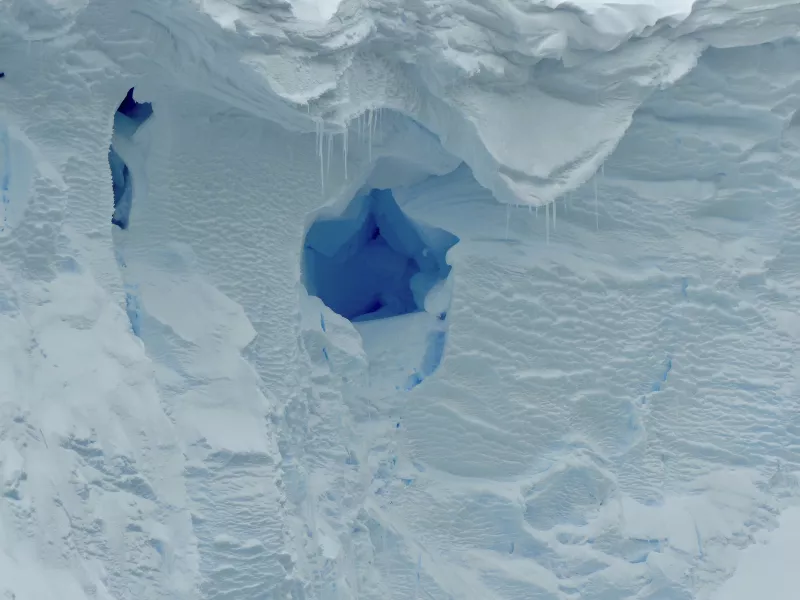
[310,104,605,244]
[314,107,384,193]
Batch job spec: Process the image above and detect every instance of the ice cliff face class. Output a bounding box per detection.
[1,0,800,599]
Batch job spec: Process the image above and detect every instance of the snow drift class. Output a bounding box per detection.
[1,0,800,599]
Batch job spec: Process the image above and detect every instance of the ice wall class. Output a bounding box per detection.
[1,1,800,599]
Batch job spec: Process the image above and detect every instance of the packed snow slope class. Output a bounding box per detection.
[2,0,800,599]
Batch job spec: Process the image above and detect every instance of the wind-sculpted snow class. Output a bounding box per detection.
[135,0,800,206]
[1,0,800,599]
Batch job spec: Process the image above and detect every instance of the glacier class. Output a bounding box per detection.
[1,0,800,598]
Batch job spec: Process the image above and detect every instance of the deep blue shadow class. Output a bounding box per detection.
[109,88,152,230]
[303,188,458,322]
[117,88,153,128]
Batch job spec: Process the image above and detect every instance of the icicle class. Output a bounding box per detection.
[553,198,556,231]
[367,109,374,162]
[368,109,373,161]
[326,131,333,180]
[545,202,550,244]
[376,108,381,157]
[316,118,324,194]
[594,176,599,231]
[343,125,349,180]
[315,119,319,174]
[372,108,379,158]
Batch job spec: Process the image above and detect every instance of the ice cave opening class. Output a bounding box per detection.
[303,188,458,322]
[109,88,152,230]
[303,187,459,389]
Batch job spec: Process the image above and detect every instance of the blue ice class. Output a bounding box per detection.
[303,188,458,322]
[109,147,132,230]
[125,290,141,336]
[109,88,152,229]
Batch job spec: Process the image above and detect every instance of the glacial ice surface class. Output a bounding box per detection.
[1,0,800,599]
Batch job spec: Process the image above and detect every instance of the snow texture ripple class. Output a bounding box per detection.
[0,0,799,599]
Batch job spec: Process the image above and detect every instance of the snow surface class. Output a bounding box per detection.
[709,507,800,600]
[1,0,800,599]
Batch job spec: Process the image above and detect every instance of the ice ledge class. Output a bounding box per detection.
[186,0,800,206]
[6,0,798,206]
